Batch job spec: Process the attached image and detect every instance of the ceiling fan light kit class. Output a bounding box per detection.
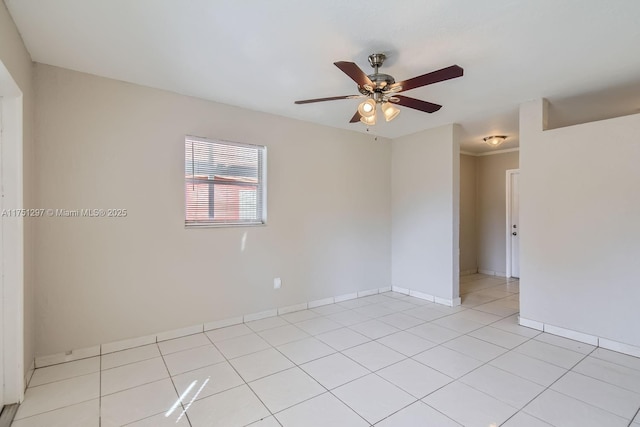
[483,135,507,148]
[360,114,376,126]
[358,98,376,117]
[295,53,464,126]
[381,102,400,122]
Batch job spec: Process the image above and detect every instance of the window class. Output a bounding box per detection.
[185,136,266,227]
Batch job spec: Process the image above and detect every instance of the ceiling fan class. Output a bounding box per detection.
[295,53,463,125]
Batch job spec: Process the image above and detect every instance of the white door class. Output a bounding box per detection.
[509,171,520,278]
[0,97,4,407]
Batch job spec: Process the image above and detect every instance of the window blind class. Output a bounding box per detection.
[185,136,266,227]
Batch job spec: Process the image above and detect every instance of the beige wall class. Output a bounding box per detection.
[391,125,460,302]
[520,99,640,348]
[459,154,477,273]
[34,64,392,356]
[0,1,35,379]
[476,151,519,275]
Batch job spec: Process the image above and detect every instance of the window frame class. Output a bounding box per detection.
[184,135,267,228]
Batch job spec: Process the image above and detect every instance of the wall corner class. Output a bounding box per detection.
[519,98,549,139]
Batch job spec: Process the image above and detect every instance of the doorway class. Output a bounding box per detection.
[506,169,520,278]
[0,59,26,406]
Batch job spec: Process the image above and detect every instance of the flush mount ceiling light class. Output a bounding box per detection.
[483,135,507,148]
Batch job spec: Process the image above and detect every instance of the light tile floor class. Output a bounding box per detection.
[12,274,640,426]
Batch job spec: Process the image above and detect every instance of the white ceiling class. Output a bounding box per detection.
[6,0,640,152]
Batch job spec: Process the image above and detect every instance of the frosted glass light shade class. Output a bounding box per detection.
[381,102,400,122]
[360,114,376,125]
[358,99,376,117]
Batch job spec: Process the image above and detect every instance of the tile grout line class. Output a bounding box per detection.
[270,279,514,424]
[276,337,382,426]
[9,399,98,424]
[395,290,558,424]
[22,369,99,390]
[375,396,459,427]
[627,407,640,427]
[97,343,181,426]
[588,351,640,374]
[372,280,520,424]
[203,328,283,426]
[14,362,104,422]
[160,342,195,427]
[18,283,510,424]
[498,410,550,426]
[414,287,594,426]
[569,358,640,394]
[291,297,503,424]
[141,291,522,422]
[440,298,600,406]
[498,346,597,426]
[549,362,640,416]
[214,307,401,425]
[98,345,102,427]
[24,278,640,426]
[100,350,163,372]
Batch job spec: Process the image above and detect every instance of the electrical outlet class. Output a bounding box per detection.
[273,277,282,289]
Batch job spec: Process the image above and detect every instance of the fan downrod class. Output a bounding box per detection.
[358,53,396,96]
[368,53,386,69]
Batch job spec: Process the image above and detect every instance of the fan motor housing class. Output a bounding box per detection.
[357,53,396,95]
[358,73,396,95]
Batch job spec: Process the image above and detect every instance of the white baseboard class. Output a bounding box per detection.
[438,296,461,307]
[34,283,472,368]
[244,309,278,323]
[37,292,637,369]
[393,286,461,307]
[357,289,378,298]
[391,286,409,295]
[35,286,388,367]
[102,334,157,355]
[204,316,243,332]
[278,303,308,315]
[599,338,640,358]
[35,345,100,368]
[519,317,640,359]
[518,317,544,331]
[308,297,334,308]
[478,269,507,277]
[543,323,598,346]
[157,324,204,342]
[460,269,478,276]
[409,290,435,302]
[334,292,358,302]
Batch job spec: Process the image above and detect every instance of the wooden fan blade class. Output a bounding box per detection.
[334,61,373,87]
[393,65,463,93]
[394,95,442,113]
[349,110,362,123]
[295,95,355,104]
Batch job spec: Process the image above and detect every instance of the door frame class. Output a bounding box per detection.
[505,169,520,278]
[0,60,25,404]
